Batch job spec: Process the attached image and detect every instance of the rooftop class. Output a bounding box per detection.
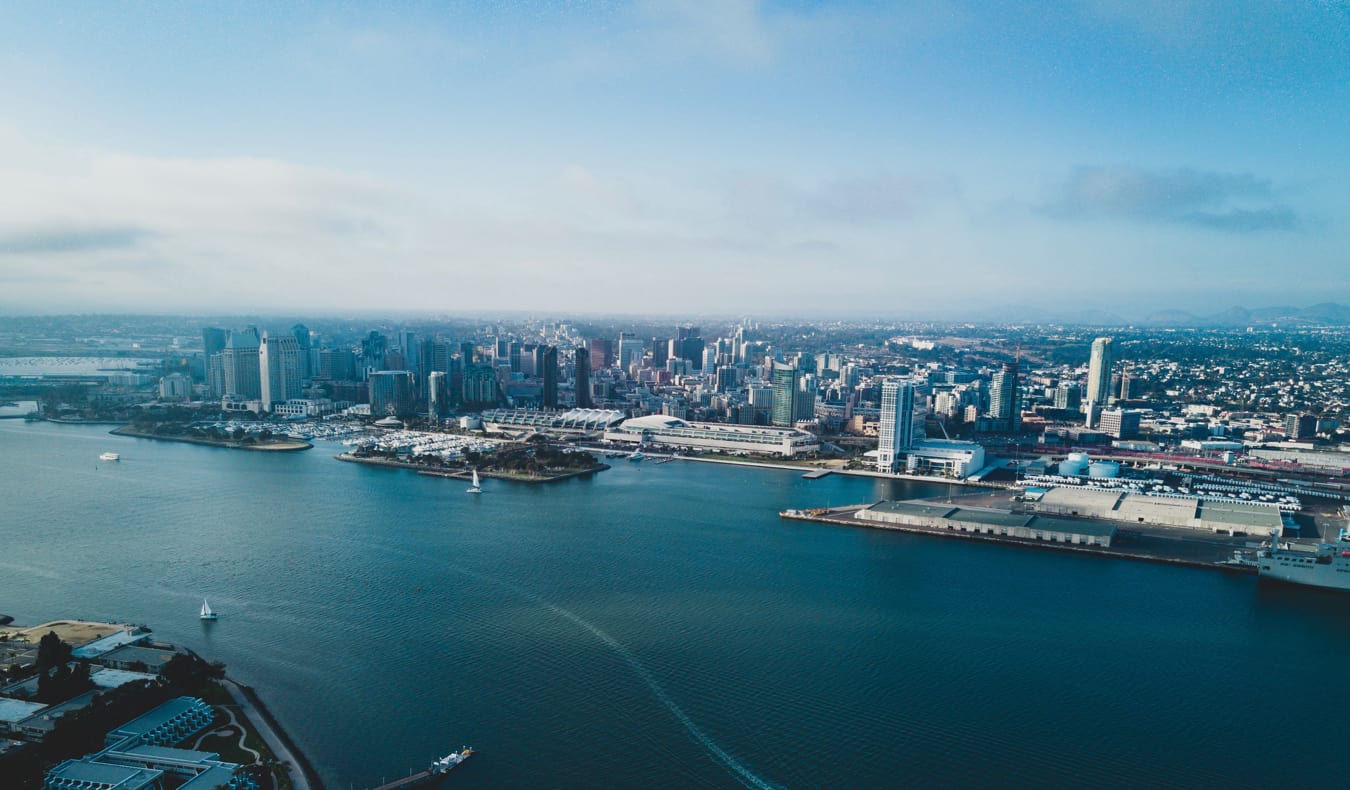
[0,697,46,723]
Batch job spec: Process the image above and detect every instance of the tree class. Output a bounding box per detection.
[232,427,246,441]
[36,631,71,672]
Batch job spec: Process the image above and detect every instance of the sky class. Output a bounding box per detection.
[0,1,1347,319]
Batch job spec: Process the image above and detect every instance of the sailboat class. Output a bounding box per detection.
[199,599,218,620]
[466,469,482,494]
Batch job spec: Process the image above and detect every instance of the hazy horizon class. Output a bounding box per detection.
[2,2,1347,316]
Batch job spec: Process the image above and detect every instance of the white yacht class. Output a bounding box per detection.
[466,469,482,494]
[99,452,120,461]
[200,599,218,620]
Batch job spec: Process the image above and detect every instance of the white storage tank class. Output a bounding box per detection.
[1089,461,1121,478]
[1059,452,1091,477]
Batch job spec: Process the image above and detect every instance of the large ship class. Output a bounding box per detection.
[1257,530,1350,592]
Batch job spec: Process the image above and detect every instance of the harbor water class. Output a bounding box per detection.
[2,419,1348,788]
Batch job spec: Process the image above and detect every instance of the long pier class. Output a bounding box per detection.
[366,770,440,790]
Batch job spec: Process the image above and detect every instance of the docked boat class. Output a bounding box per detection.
[99,452,120,461]
[430,747,474,774]
[466,469,482,494]
[1257,535,1350,592]
[200,599,218,620]
[628,450,645,462]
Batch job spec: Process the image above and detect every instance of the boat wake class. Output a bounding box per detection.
[456,568,780,790]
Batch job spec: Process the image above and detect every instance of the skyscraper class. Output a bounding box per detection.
[428,371,449,417]
[202,327,228,398]
[291,323,312,379]
[221,330,261,400]
[540,345,558,409]
[770,362,801,427]
[588,338,613,371]
[574,346,592,408]
[1086,337,1114,425]
[877,380,916,473]
[990,362,1021,431]
[259,332,302,411]
[370,371,416,417]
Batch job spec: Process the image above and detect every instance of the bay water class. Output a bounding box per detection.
[2,420,1347,787]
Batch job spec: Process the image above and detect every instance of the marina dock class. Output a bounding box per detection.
[802,469,832,479]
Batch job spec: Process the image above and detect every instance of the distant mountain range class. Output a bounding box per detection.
[977,302,1350,328]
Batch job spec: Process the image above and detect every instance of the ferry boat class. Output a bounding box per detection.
[1257,533,1350,592]
[430,747,474,774]
[99,452,120,461]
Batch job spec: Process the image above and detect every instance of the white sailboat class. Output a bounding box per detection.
[199,599,218,620]
[466,469,482,494]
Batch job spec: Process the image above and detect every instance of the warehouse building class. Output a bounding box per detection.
[1028,487,1284,536]
[856,501,1116,547]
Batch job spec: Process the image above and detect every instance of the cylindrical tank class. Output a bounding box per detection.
[1089,461,1121,478]
[1059,452,1091,476]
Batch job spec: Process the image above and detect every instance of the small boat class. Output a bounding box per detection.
[466,469,482,494]
[200,599,218,620]
[430,747,474,774]
[99,452,120,461]
[628,450,645,462]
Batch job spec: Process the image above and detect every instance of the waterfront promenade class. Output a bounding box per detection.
[222,677,319,790]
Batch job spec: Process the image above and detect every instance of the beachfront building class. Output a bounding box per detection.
[604,415,820,458]
[902,439,987,479]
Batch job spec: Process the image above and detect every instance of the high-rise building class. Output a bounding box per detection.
[1054,382,1081,411]
[990,362,1021,431]
[509,340,522,374]
[770,362,801,427]
[650,337,669,368]
[1099,409,1141,439]
[428,371,449,417]
[1286,413,1317,440]
[202,327,228,398]
[588,338,614,371]
[540,345,558,408]
[616,332,641,372]
[362,332,388,373]
[221,330,261,400]
[318,348,357,380]
[1086,337,1114,423]
[291,324,313,379]
[370,371,416,418]
[574,346,592,408]
[259,332,303,411]
[877,380,916,473]
[461,364,499,410]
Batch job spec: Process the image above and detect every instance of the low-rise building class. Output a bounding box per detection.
[856,501,1116,547]
[604,415,819,457]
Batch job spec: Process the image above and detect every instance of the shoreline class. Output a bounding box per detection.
[0,616,323,790]
[225,676,325,790]
[781,505,1257,575]
[337,451,609,483]
[112,425,313,451]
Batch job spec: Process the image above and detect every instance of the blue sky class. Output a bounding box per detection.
[1,1,1347,317]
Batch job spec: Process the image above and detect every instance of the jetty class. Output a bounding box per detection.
[802,469,832,479]
[365,749,474,790]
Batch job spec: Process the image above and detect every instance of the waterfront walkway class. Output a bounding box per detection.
[222,677,315,790]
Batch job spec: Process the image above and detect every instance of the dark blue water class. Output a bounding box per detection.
[2,420,1348,788]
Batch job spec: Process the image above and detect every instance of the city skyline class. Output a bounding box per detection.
[1,2,1347,316]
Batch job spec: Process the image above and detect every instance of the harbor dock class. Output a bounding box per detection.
[782,500,1263,574]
